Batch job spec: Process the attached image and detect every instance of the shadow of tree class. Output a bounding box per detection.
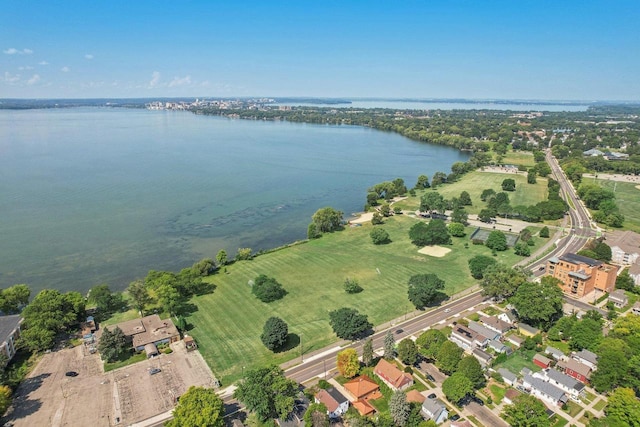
[275,333,301,353]
[2,373,50,422]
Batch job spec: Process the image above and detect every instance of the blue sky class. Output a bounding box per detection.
[1,1,639,100]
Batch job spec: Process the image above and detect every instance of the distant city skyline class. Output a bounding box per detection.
[1,1,639,100]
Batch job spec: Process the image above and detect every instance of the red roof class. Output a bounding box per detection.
[344,375,380,399]
[374,359,413,389]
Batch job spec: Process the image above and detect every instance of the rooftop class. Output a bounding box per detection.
[574,349,598,365]
[559,253,603,267]
[558,359,592,378]
[545,368,585,392]
[0,315,22,342]
[108,314,179,348]
[525,375,567,403]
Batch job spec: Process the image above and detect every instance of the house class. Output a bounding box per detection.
[522,375,568,406]
[546,253,617,297]
[583,149,604,157]
[468,320,502,341]
[107,314,180,352]
[557,359,591,384]
[498,311,518,324]
[521,367,532,377]
[450,324,489,350]
[518,323,540,337]
[471,348,493,368]
[497,368,517,386]
[503,388,522,405]
[406,389,426,404]
[374,359,413,391]
[608,289,628,309]
[573,349,598,371]
[535,369,585,401]
[183,335,197,351]
[632,301,640,316]
[315,388,349,419]
[506,334,524,348]
[351,400,376,417]
[545,346,566,361]
[480,316,512,335]
[344,375,381,401]
[421,398,449,425]
[630,263,640,287]
[488,340,510,354]
[606,230,640,266]
[0,315,23,361]
[451,421,474,427]
[533,354,553,369]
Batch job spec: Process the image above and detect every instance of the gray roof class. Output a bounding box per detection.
[545,369,585,393]
[609,289,628,303]
[524,375,568,403]
[560,253,602,267]
[574,350,598,365]
[481,316,512,333]
[325,387,348,404]
[569,271,590,280]
[545,346,565,359]
[519,323,540,335]
[507,334,524,344]
[421,398,447,419]
[498,368,517,383]
[521,368,532,376]
[468,320,500,339]
[0,315,22,342]
[472,348,493,362]
[489,340,507,352]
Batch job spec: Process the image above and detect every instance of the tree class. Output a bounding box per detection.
[383,330,395,360]
[604,387,640,427]
[236,247,253,261]
[167,386,225,427]
[420,192,446,214]
[421,219,452,246]
[389,390,410,427]
[468,255,497,279]
[371,212,384,225]
[501,178,516,191]
[252,274,286,303]
[431,171,447,188]
[336,348,360,378]
[380,204,391,217]
[539,226,550,238]
[328,308,372,340]
[527,169,537,184]
[397,338,418,366]
[308,222,321,239]
[157,283,183,316]
[615,270,635,291]
[409,222,429,246]
[370,227,390,244]
[192,258,216,277]
[415,174,430,189]
[362,338,374,367]
[344,278,363,294]
[457,356,485,389]
[261,317,289,351]
[89,284,119,314]
[450,208,469,225]
[0,284,30,314]
[304,403,329,427]
[436,341,463,375]
[480,264,528,300]
[593,241,612,262]
[513,242,531,257]
[416,329,447,361]
[480,188,496,201]
[216,249,228,266]
[312,207,344,233]
[98,326,129,363]
[408,274,445,309]
[478,208,495,223]
[0,385,11,418]
[442,372,473,403]
[569,318,603,351]
[511,277,563,329]
[591,338,632,393]
[234,366,299,421]
[502,394,552,427]
[459,191,472,206]
[448,222,465,237]
[127,280,152,316]
[485,230,508,251]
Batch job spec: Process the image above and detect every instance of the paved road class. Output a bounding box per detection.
[466,401,509,427]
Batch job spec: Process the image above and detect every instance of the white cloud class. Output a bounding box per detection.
[18,66,34,70]
[3,48,33,55]
[39,61,49,65]
[61,66,70,72]
[168,75,192,87]
[85,54,94,60]
[149,71,161,88]
[27,74,40,85]
[3,72,20,83]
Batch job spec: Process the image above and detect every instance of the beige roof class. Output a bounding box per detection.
[406,389,425,404]
[558,359,591,378]
[108,314,179,348]
[607,230,640,253]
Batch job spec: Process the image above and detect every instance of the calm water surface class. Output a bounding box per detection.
[0,108,469,293]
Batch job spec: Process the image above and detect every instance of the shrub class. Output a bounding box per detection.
[252,274,286,302]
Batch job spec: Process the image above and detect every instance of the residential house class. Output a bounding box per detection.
[421,398,449,425]
[522,375,568,406]
[557,359,591,384]
[107,314,180,352]
[518,323,540,337]
[468,320,501,341]
[521,367,532,377]
[608,289,628,309]
[573,349,598,371]
[545,346,566,361]
[480,316,512,335]
[583,149,604,157]
[315,388,349,419]
[406,390,426,404]
[451,421,474,427]
[546,253,617,297]
[630,263,640,287]
[351,400,376,417]
[533,354,553,369]
[632,301,640,316]
[497,368,517,386]
[503,388,522,405]
[374,359,413,391]
[498,311,518,325]
[450,324,489,351]
[471,348,493,368]
[534,369,585,401]
[344,375,381,416]
[0,315,23,362]
[488,340,510,354]
[506,334,524,348]
[606,230,640,266]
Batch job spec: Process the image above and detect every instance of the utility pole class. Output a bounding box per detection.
[300,334,303,362]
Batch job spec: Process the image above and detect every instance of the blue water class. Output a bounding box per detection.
[0,108,469,293]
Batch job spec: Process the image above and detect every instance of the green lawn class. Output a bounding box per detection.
[104,352,147,372]
[593,399,607,411]
[582,177,640,233]
[551,416,568,427]
[500,151,536,168]
[395,171,549,215]
[489,383,507,404]
[493,349,541,375]
[563,401,583,417]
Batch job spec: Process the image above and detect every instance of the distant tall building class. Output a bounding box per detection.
[546,253,617,297]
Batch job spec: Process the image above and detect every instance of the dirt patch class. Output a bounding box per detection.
[349,212,373,224]
[636,185,640,190]
[417,246,451,257]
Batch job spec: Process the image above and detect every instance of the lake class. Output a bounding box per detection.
[0,108,469,293]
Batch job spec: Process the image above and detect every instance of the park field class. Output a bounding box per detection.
[187,213,547,385]
[394,170,549,215]
[499,150,536,168]
[582,177,640,233]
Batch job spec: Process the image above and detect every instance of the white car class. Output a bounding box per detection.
[444,308,451,313]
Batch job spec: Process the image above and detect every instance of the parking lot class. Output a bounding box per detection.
[3,342,216,426]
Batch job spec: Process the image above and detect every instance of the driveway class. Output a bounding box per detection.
[465,401,509,427]
[418,362,446,383]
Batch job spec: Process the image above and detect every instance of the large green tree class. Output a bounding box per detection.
[569,318,603,351]
[468,255,497,279]
[502,394,552,427]
[0,284,30,314]
[591,338,632,393]
[370,228,390,245]
[436,341,463,375]
[383,330,395,360]
[420,192,446,213]
[457,355,485,389]
[328,308,372,340]
[416,329,447,361]
[389,390,410,427]
[407,274,445,309]
[510,277,563,329]
[304,403,329,427]
[397,338,418,366]
[167,386,225,427]
[604,387,640,427]
[127,280,152,316]
[485,230,508,251]
[312,207,344,233]
[362,338,374,367]
[442,372,473,404]
[98,326,129,363]
[480,264,528,300]
[261,317,289,351]
[252,274,287,303]
[234,366,299,421]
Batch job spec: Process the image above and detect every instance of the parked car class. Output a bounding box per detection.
[428,393,437,399]
[149,368,161,375]
[450,414,460,421]
[395,328,404,335]
[426,374,435,382]
[65,371,78,377]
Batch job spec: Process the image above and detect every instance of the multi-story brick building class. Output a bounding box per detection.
[546,253,617,297]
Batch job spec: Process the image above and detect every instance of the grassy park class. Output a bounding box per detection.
[582,177,640,233]
[187,208,548,384]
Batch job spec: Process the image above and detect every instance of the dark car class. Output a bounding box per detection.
[426,374,435,382]
[427,393,437,399]
[450,414,460,421]
[395,328,403,335]
[471,396,484,406]
[149,368,161,375]
[65,371,78,377]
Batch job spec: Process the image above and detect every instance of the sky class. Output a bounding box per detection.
[1,1,639,101]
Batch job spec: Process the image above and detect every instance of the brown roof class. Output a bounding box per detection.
[344,375,379,399]
[108,314,179,348]
[558,359,591,378]
[315,388,346,413]
[533,354,552,366]
[352,399,375,416]
[504,388,521,402]
[406,389,425,404]
[374,359,413,389]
